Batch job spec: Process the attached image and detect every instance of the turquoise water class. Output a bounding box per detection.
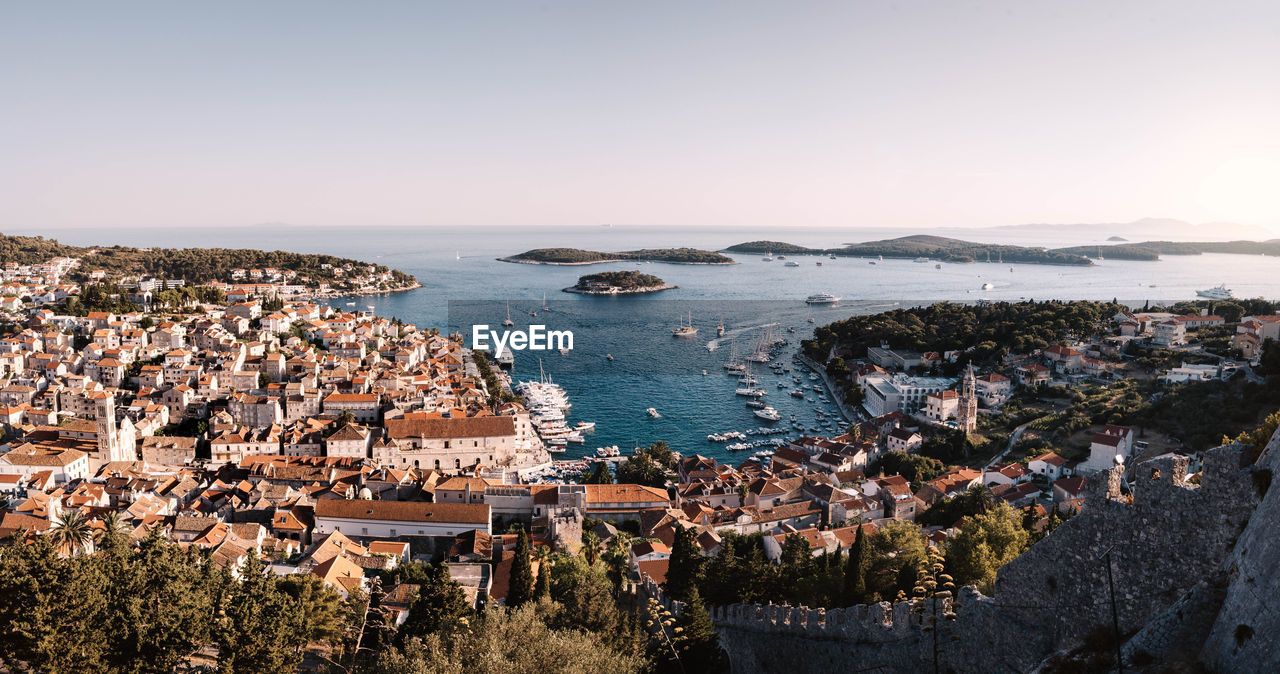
[22,224,1280,462]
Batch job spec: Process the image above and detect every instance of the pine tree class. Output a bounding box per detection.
[673,588,727,673]
[506,528,535,608]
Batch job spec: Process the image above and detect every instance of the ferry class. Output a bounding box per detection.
[754,406,781,422]
[1196,284,1233,300]
[804,292,840,305]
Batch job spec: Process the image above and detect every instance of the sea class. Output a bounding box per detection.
[16,224,1280,464]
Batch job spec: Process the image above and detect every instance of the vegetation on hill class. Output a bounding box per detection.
[507,247,734,264]
[727,236,1092,265]
[802,300,1125,366]
[0,233,416,288]
[1054,239,1280,260]
[574,270,668,290]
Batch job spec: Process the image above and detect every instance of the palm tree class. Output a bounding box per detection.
[582,530,601,566]
[50,509,93,556]
[94,511,129,547]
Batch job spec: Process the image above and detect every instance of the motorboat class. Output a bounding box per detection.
[1196,284,1233,300]
[754,406,781,422]
[574,421,596,431]
[785,261,800,267]
[982,282,995,291]
[646,407,661,418]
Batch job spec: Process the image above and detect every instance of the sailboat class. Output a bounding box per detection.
[717,316,725,337]
[542,293,551,312]
[1095,246,1104,264]
[672,312,698,337]
[503,301,515,327]
[455,251,461,261]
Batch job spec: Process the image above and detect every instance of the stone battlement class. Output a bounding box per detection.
[712,443,1263,673]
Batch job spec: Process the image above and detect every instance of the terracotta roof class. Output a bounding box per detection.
[385,415,515,440]
[314,498,490,524]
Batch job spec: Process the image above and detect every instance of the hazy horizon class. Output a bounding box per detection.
[3,2,1279,232]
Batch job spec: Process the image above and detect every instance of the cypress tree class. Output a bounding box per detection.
[664,526,703,602]
[506,528,535,608]
[844,524,869,605]
[674,588,727,673]
[535,557,550,599]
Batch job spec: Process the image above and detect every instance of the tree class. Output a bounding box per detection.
[843,524,870,605]
[582,530,601,566]
[664,526,703,602]
[583,461,613,484]
[946,502,1031,593]
[0,536,108,673]
[505,528,535,608]
[397,562,471,640]
[672,588,727,673]
[50,509,93,556]
[277,573,345,644]
[535,558,551,599]
[216,553,311,673]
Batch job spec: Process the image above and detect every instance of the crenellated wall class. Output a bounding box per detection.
[711,443,1263,673]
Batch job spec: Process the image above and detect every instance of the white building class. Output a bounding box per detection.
[861,374,956,417]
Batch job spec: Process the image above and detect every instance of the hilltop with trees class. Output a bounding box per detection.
[503,247,735,265]
[725,236,1093,265]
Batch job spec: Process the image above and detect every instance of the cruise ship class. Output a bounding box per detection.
[804,292,840,304]
[1196,284,1233,300]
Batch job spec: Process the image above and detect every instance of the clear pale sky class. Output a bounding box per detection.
[2,1,1278,230]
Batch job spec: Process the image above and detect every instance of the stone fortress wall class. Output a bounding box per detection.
[710,437,1278,673]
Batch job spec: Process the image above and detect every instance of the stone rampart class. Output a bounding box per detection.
[712,444,1262,673]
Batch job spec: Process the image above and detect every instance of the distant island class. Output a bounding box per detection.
[563,270,675,295]
[1107,236,1129,241]
[1053,240,1280,261]
[501,247,735,265]
[0,233,419,296]
[725,235,1092,266]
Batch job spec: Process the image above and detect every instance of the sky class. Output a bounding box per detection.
[2,1,1279,231]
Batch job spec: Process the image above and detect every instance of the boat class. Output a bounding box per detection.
[914,257,929,263]
[559,347,570,355]
[830,254,837,260]
[815,261,822,266]
[777,255,787,260]
[868,261,876,265]
[804,293,840,305]
[1095,246,1104,264]
[495,347,514,368]
[785,261,800,267]
[605,353,613,361]
[746,400,766,409]
[672,312,698,337]
[982,282,995,291]
[456,251,460,261]
[345,301,355,306]
[1196,284,1233,300]
[791,389,806,398]
[542,293,551,312]
[754,406,781,422]
[646,408,661,418]
[762,252,774,262]
[734,387,766,397]
[935,263,942,269]
[574,421,596,431]
[717,316,725,337]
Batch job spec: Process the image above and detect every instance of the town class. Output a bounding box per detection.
[3,252,1280,672]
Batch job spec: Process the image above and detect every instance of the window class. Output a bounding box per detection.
[390,528,397,537]
[361,527,368,536]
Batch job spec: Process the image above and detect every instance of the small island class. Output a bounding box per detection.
[725,235,1093,266]
[563,270,675,295]
[501,247,735,265]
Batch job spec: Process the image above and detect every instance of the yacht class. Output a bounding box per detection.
[672,312,698,337]
[574,421,596,431]
[804,293,840,304]
[1196,284,1234,300]
[785,261,800,267]
[495,347,514,368]
[754,406,781,422]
